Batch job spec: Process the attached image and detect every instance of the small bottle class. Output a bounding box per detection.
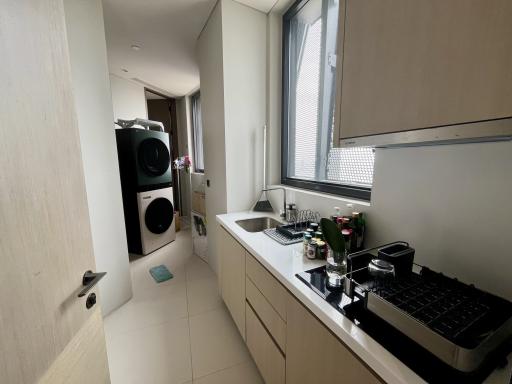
[309,222,319,232]
[341,228,352,252]
[331,206,341,223]
[336,217,344,231]
[316,240,327,259]
[286,203,297,223]
[352,212,363,251]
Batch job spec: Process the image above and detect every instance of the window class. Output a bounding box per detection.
[282,0,375,200]
[191,91,204,173]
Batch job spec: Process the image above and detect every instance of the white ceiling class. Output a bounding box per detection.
[235,0,279,13]
[103,0,217,97]
[103,0,280,97]
[145,90,166,100]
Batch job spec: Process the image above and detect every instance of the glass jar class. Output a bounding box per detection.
[306,240,318,260]
[302,233,312,257]
[326,249,347,287]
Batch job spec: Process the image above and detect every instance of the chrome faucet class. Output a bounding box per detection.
[261,187,287,220]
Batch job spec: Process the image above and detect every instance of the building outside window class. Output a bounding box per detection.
[282,0,375,200]
[191,91,204,173]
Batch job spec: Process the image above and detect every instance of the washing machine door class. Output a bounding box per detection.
[145,197,174,234]
[138,138,170,176]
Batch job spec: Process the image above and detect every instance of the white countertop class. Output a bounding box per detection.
[217,211,512,384]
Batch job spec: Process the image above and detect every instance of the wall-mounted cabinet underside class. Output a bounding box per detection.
[334,0,512,147]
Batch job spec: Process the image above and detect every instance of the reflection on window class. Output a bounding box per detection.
[191,91,204,173]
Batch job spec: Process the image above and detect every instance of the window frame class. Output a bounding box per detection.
[190,90,204,173]
[281,0,372,201]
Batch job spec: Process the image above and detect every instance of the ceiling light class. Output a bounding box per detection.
[131,44,141,51]
[121,68,128,73]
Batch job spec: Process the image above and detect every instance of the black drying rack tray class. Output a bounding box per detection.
[275,221,311,239]
[353,266,512,348]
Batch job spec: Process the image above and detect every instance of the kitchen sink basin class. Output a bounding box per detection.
[235,217,281,232]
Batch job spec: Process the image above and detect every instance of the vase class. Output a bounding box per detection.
[326,249,347,288]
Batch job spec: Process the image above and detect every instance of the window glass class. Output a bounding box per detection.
[283,0,375,197]
[191,92,204,173]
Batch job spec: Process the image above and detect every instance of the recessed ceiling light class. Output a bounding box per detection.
[121,68,128,73]
[131,44,141,51]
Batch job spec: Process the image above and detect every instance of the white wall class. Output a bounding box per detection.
[197,2,227,273]
[368,142,512,300]
[64,0,133,316]
[197,0,267,272]
[266,2,512,301]
[222,0,267,212]
[267,10,284,186]
[109,74,148,121]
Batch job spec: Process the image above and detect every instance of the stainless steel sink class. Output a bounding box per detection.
[235,217,281,232]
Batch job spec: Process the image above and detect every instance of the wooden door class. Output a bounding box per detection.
[336,0,512,140]
[0,1,110,383]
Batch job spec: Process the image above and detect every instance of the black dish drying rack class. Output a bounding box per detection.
[264,210,320,245]
[342,243,512,372]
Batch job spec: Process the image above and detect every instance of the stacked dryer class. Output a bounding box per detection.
[116,128,176,255]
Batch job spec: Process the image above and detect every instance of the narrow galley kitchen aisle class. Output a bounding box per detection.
[104,228,263,384]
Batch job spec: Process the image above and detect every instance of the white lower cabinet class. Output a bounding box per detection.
[219,227,381,384]
[286,296,381,384]
[218,227,246,338]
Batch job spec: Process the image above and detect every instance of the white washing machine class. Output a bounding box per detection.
[137,186,176,255]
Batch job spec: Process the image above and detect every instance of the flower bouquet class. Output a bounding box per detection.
[173,155,191,173]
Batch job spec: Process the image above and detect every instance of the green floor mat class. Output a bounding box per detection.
[149,265,173,283]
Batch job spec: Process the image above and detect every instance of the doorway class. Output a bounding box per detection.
[144,89,181,216]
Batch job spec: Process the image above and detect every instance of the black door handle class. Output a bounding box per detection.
[78,270,107,298]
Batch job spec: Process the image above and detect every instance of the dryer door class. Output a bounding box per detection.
[145,197,174,234]
[138,138,170,176]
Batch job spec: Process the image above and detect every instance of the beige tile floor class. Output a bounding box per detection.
[104,228,263,384]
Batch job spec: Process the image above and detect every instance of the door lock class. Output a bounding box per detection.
[86,293,97,309]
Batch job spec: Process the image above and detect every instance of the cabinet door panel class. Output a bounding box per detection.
[246,303,285,384]
[219,227,246,338]
[338,0,512,140]
[286,297,380,384]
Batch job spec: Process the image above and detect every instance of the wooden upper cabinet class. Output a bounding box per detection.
[334,0,512,147]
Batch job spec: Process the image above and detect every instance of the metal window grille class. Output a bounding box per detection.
[191,91,204,173]
[283,0,375,195]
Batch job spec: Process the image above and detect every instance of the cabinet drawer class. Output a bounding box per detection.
[246,254,287,320]
[246,303,286,384]
[246,277,286,352]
